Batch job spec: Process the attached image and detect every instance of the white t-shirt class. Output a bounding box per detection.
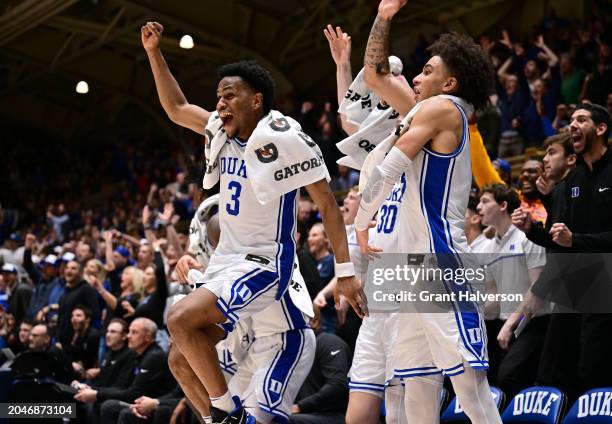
[480,225,546,319]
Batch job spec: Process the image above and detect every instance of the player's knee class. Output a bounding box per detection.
[167,302,193,337]
[346,412,368,424]
[346,394,380,424]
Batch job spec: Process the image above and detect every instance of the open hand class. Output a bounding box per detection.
[324,24,351,65]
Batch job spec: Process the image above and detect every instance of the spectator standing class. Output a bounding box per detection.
[47,204,70,243]
[56,261,100,348]
[103,230,130,296]
[94,265,143,323]
[518,159,548,225]
[3,263,32,323]
[477,185,547,397]
[515,103,612,400]
[136,244,154,271]
[0,233,25,273]
[308,223,336,333]
[76,241,95,265]
[23,234,61,319]
[560,53,586,104]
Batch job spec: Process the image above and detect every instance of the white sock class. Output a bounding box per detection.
[403,374,443,424]
[210,391,235,413]
[202,416,212,424]
[386,384,408,424]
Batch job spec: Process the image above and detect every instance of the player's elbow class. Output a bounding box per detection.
[165,106,183,125]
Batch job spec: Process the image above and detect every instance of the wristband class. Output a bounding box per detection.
[335,261,355,278]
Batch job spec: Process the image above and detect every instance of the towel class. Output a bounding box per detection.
[338,55,404,125]
[203,110,330,204]
[336,56,405,170]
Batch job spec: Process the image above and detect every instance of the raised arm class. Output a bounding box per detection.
[363,0,415,115]
[141,22,211,134]
[534,35,558,68]
[103,231,115,272]
[324,24,358,135]
[497,57,513,84]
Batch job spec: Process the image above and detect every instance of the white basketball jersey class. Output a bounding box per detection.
[397,97,471,254]
[214,138,298,261]
[370,173,408,253]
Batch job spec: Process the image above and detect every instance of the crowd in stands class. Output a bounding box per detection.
[0,6,611,423]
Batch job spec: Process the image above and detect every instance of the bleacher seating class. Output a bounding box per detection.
[441,386,505,423]
[501,386,566,424]
[562,388,612,423]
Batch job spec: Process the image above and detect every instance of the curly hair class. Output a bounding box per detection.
[217,60,275,114]
[427,32,495,112]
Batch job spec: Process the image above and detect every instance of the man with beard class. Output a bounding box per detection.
[513,102,612,401]
[518,159,547,225]
[65,305,101,374]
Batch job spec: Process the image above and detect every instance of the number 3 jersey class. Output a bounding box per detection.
[214,137,297,262]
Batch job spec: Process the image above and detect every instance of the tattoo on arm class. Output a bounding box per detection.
[364,16,390,75]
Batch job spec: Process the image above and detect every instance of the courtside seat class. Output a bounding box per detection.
[501,386,566,424]
[440,386,504,423]
[562,388,612,423]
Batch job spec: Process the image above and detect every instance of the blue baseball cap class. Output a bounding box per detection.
[114,246,130,258]
[493,158,511,174]
[8,233,21,242]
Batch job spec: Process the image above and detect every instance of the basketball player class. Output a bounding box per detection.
[324,25,411,424]
[168,194,316,424]
[141,22,363,424]
[348,1,502,423]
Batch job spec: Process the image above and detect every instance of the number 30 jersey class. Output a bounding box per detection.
[214,137,298,263]
[371,172,408,253]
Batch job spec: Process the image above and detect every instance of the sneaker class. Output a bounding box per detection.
[210,396,255,424]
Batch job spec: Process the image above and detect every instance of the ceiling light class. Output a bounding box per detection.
[179,34,194,49]
[76,81,89,94]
